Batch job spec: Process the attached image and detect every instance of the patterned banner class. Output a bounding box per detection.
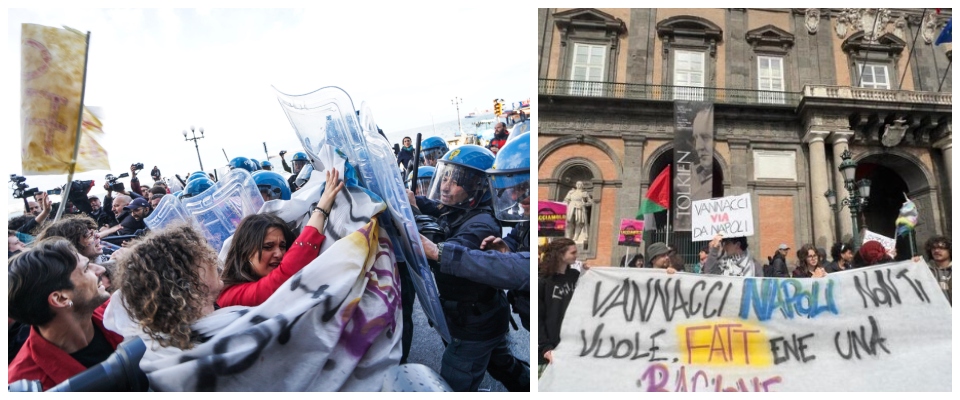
[539,260,952,391]
[20,24,90,175]
[673,102,714,231]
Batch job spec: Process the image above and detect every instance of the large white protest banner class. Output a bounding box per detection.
[691,193,754,241]
[539,261,951,392]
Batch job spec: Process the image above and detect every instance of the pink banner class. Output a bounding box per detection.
[618,218,644,247]
[538,200,567,237]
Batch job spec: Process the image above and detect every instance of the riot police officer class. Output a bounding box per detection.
[420,133,531,330]
[411,144,528,392]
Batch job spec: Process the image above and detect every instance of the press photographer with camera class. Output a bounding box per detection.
[98,168,144,237]
[127,163,146,197]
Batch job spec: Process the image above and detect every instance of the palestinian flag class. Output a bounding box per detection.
[638,165,671,230]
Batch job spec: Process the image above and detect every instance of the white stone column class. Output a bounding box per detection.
[933,135,952,187]
[829,131,854,242]
[805,130,835,247]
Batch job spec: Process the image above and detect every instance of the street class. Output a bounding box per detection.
[406,295,530,392]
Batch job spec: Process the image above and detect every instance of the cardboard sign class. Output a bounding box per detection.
[691,194,754,241]
[618,219,644,247]
[863,230,897,254]
[539,201,567,237]
[539,260,952,391]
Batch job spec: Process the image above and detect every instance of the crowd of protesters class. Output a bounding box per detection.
[9,124,533,392]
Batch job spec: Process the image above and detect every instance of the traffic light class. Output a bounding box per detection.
[494,100,502,116]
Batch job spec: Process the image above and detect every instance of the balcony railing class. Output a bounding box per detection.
[802,85,952,105]
[540,79,802,107]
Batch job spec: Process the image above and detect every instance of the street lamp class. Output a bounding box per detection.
[824,149,872,251]
[183,126,205,172]
[451,97,463,136]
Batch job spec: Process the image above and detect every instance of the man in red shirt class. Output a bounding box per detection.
[8,238,122,391]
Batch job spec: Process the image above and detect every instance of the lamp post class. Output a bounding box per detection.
[451,97,463,136]
[824,149,872,251]
[183,126,205,171]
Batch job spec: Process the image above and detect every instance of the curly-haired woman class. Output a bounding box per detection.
[218,168,344,307]
[109,223,222,355]
[538,238,579,377]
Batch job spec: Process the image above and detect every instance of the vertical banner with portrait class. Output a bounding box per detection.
[673,101,714,231]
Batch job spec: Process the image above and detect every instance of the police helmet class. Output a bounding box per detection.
[228,157,258,173]
[291,152,309,173]
[407,166,435,195]
[419,137,449,167]
[426,145,494,209]
[487,132,530,222]
[253,170,291,201]
[261,160,273,171]
[249,159,262,171]
[182,177,214,199]
[187,171,207,182]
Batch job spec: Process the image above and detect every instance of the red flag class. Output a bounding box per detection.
[637,165,671,217]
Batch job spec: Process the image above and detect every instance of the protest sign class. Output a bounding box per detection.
[618,219,644,247]
[539,200,567,237]
[539,260,952,391]
[863,230,897,254]
[691,194,754,241]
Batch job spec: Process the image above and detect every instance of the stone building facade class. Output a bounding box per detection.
[537,8,952,266]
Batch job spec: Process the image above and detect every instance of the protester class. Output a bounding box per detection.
[538,238,579,378]
[26,200,41,216]
[101,198,149,237]
[36,215,107,264]
[8,238,120,390]
[488,122,509,152]
[397,136,415,172]
[110,224,221,357]
[692,246,709,273]
[410,145,527,392]
[646,242,671,269]
[765,243,791,277]
[793,243,827,278]
[8,230,27,258]
[665,249,685,273]
[703,234,761,277]
[620,253,644,268]
[859,240,894,267]
[924,235,952,304]
[826,242,856,273]
[218,168,343,307]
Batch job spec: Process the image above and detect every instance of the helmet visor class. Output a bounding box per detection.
[426,162,486,209]
[489,172,530,222]
[258,184,284,201]
[420,147,447,166]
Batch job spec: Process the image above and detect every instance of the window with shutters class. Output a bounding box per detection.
[757,56,785,104]
[569,43,606,96]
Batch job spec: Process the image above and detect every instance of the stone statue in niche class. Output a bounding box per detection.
[805,9,820,34]
[564,181,593,244]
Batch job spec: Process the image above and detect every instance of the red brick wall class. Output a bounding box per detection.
[758,195,796,265]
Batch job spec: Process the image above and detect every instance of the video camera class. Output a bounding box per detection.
[105,172,130,193]
[8,337,149,392]
[132,162,144,171]
[10,174,39,199]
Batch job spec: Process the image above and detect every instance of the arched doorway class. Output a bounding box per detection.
[644,149,725,265]
[855,151,937,260]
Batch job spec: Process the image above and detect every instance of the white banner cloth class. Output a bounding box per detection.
[539,260,951,391]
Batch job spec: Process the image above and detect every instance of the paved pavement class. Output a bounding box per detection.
[406,295,530,392]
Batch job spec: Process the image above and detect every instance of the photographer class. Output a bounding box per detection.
[16,193,52,237]
[128,163,146,198]
[100,198,148,238]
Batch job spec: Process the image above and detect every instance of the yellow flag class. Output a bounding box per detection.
[20,23,94,175]
[79,107,111,171]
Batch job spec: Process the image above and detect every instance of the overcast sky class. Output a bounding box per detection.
[4,4,533,215]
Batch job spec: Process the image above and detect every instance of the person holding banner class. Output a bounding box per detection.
[923,236,952,304]
[793,244,827,278]
[826,242,856,273]
[703,234,761,277]
[538,238,579,377]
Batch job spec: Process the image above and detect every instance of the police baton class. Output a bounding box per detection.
[410,133,422,194]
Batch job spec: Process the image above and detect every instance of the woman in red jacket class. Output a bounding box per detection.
[217,168,344,307]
